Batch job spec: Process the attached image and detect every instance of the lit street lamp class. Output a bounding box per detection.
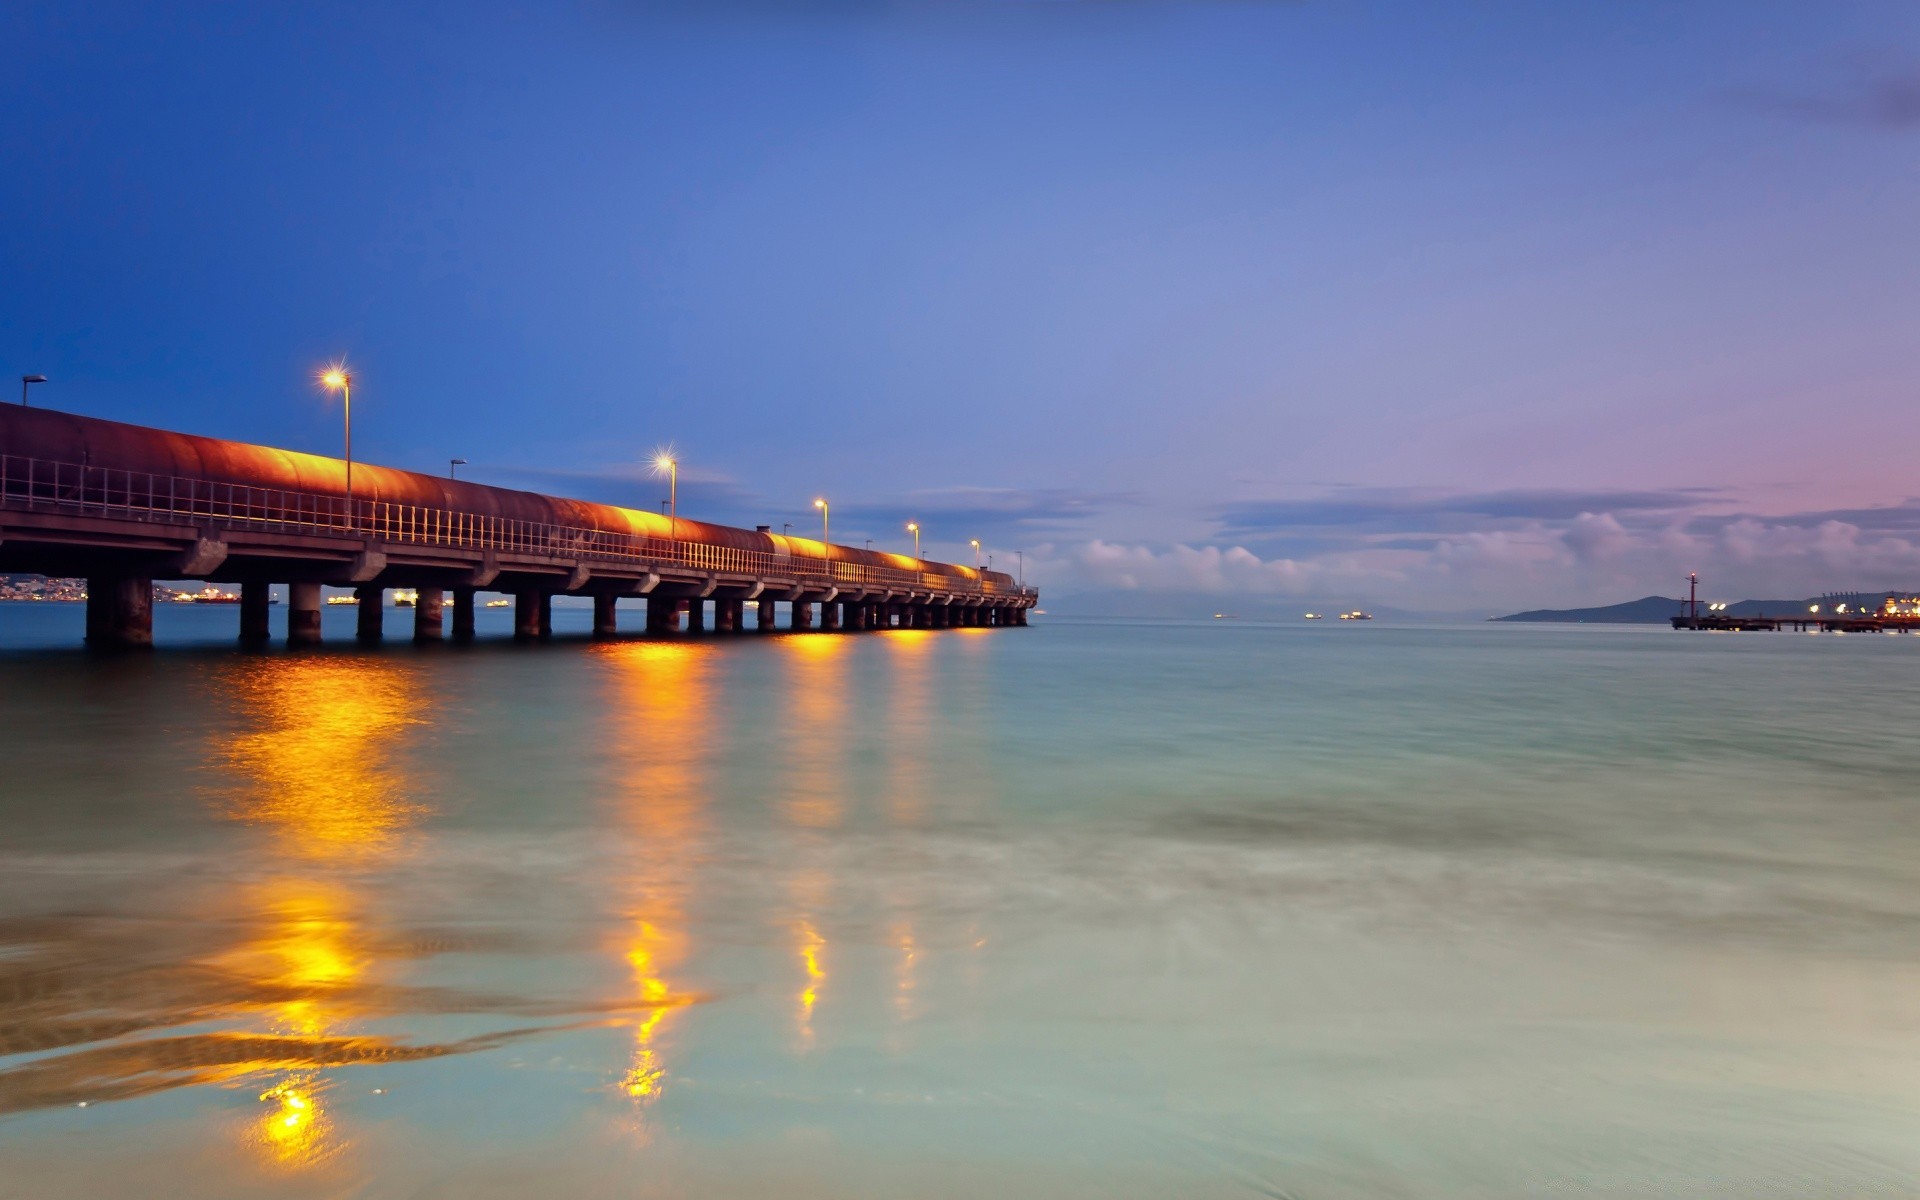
[970,538,981,569]
[319,366,353,526]
[907,521,920,559]
[814,497,829,545]
[653,451,678,538]
[19,374,45,406]
[449,457,467,479]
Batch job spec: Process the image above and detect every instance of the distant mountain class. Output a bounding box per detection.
[1492,596,1684,623]
[1494,592,1898,623]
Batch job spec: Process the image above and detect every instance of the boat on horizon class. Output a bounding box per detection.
[1338,610,1373,621]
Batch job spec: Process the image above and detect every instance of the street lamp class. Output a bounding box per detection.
[814,497,829,545]
[449,457,467,479]
[907,521,920,559]
[19,375,45,406]
[970,538,981,569]
[319,366,353,526]
[653,451,678,538]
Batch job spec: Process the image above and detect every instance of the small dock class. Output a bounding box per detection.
[1670,613,1915,633]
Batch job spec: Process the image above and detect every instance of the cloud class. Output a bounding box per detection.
[1562,512,1630,563]
[1738,64,1920,131]
[836,486,1135,533]
[1215,486,1718,536]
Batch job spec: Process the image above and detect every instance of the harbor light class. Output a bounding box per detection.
[653,451,678,537]
[317,364,353,522]
[1810,604,1819,613]
[814,497,828,544]
[907,521,920,559]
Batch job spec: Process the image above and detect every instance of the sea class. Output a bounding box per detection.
[3,604,1920,1198]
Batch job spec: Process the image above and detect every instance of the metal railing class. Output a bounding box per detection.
[0,453,1039,600]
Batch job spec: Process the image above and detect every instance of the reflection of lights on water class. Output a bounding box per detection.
[599,641,711,1115]
[796,920,826,1050]
[211,655,435,1172]
[894,923,919,1023]
[256,1075,335,1168]
[218,658,427,860]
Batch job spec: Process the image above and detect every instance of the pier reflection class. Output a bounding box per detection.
[596,642,714,1120]
[216,657,431,1170]
[778,635,852,1051]
[0,656,547,1143]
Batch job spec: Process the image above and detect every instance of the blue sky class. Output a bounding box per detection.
[4,1,1918,611]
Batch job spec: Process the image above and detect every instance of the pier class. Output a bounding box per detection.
[0,406,1036,648]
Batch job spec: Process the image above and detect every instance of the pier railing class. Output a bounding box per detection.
[0,454,1035,599]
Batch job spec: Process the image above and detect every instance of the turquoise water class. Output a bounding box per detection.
[4,606,1920,1197]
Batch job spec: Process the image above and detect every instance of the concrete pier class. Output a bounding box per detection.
[356,587,384,642]
[451,588,476,642]
[685,598,706,634]
[593,593,618,638]
[239,581,272,646]
[84,576,152,649]
[647,595,680,634]
[414,587,445,643]
[287,581,322,646]
[514,591,541,642]
[0,404,1038,651]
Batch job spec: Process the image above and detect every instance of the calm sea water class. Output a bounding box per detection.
[3,605,1920,1198]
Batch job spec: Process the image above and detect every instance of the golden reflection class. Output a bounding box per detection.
[780,633,848,829]
[792,889,829,1052]
[217,657,427,860]
[597,641,712,1119]
[894,921,919,1023]
[779,636,851,1052]
[256,1074,333,1169]
[210,658,436,1171]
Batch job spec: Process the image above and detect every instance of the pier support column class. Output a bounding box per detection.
[593,593,618,639]
[414,588,445,643]
[714,598,738,632]
[539,593,553,640]
[239,581,271,647]
[758,598,775,631]
[685,598,706,633]
[84,576,153,649]
[819,601,840,631]
[355,587,384,642]
[1013,607,1029,626]
[791,600,812,631]
[931,605,949,629]
[287,581,322,646]
[514,591,541,642]
[451,588,476,642]
[646,595,680,634]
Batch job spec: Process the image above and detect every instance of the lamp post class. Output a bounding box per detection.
[970,539,981,569]
[907,521,920,559]
[449,457,467,479]
[19,375,45,406]
[814,498,829,545]
[320,366,353,527]
[654,453,678,538]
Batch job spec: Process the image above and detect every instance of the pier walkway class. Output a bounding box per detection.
[0,406,1036,648]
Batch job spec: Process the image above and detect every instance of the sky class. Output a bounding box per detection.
[3,1,1918,614]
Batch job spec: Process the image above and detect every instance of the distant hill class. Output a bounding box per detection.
[1493,596,1684,623]
[1495,592,1897,623]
